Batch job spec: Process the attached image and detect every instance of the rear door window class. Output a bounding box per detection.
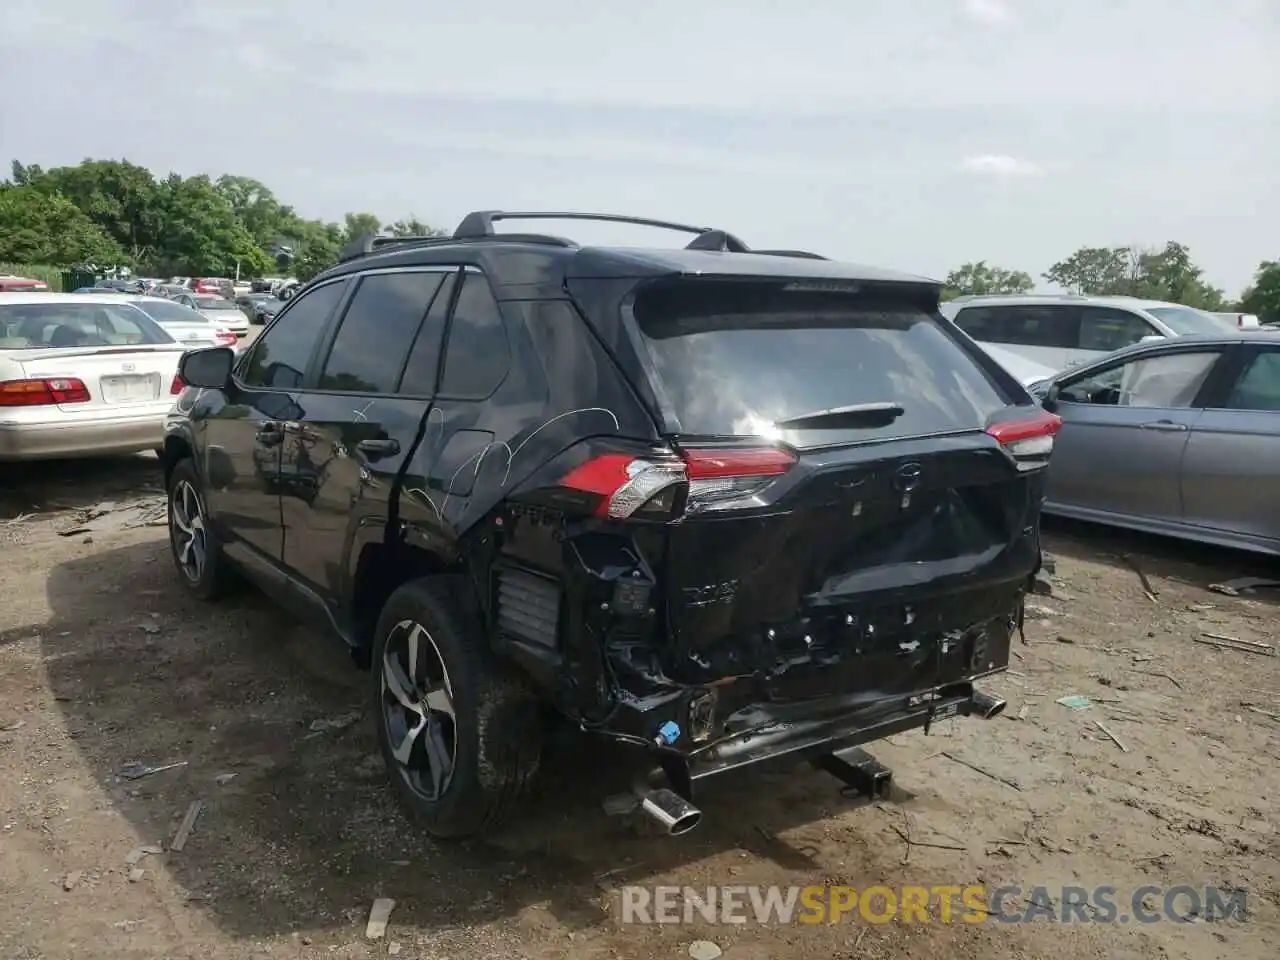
[1223,349,1280,412]
[631,279,1012,441]
[954,305,1078,348]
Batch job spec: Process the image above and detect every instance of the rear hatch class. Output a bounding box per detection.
[616,276,1055,697]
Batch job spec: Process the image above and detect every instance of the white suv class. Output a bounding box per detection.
[940,294,1225,373]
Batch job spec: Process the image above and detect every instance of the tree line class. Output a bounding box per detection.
[0,157,443,283]
[943,247,1279,322]
[1,156,1276,322]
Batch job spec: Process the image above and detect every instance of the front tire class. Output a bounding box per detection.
[167,458,233,601]
[372,577,542,839]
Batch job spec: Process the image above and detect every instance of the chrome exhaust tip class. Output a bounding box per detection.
[638,787,702,836]
[971,689,1007,720]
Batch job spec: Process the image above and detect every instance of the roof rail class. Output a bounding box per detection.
[753,248,829,261]
[338,230,576,263]
[452,210,752,253]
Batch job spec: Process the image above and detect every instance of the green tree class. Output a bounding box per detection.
[1044,241,1226,309]
[151,174,271,277]
[214,175,300,254]
[342,212,383,243]
[18,158,164,265]
[1043,246,1131,294]
[1134,241,1227,310]
[943,260,1034,298]
[284,219,345,281]
[0,185,125,266]
[1240,260,1280,323]
[385,216,445,238]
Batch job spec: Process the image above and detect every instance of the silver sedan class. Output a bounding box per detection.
[171,293,251,337]
[1031,332,1280,555]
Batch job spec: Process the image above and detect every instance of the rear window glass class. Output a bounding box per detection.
[193,296,236,310]
[128,299,211,324]
[631,280,1010,440]
[0,302,172,349]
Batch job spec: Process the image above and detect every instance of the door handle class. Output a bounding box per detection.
[256,422,284,446]
[357,437,401,457]
[1139,420,1188,432]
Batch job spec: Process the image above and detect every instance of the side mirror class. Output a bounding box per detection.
[1041,383,1061,411]
[178,346,235,389]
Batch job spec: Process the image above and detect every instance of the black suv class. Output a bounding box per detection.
[161,211,1059,839]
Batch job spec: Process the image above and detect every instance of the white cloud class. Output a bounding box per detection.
[961,0,1016,26]
[961,154,1044,177]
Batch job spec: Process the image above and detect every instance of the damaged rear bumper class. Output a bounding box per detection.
[614,681,1006,833]
[680,680,1005,786]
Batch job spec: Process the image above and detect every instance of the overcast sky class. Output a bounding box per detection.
[2,0,1275,295]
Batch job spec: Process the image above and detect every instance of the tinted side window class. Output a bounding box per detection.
[1078,307,1155,352]
[955,305,1077,348]
[397,272,457,396]
[1224,350,1280,412]
[241,280,348,389]
[439,273,510,398]
[317,271,445,393]
[1059,351,1220,408]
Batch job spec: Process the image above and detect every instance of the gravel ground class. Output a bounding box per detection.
[0,454,1276,960]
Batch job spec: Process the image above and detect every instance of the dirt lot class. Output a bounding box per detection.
[1,456,1277,960]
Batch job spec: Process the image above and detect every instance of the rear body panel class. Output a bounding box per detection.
[661,438,1036,685]
[0,343,183,460]
[490,269,1043,782]
[12,345,183,413]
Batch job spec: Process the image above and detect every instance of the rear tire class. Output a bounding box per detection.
[372,577,542,839]
[166,458,233,601]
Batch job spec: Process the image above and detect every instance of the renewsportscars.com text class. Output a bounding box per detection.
[620,884,1248,925]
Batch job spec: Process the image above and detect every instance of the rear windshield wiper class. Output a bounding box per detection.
[773,401,905,430]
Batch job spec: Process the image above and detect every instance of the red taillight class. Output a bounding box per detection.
[986,410,1062,470]
[560,445,796,519]
[215,330,237,346]
[170,374,185,395]
[682,447,797,480]
[0,378,91,406]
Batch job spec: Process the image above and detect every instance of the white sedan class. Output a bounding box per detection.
[0,293,187,461]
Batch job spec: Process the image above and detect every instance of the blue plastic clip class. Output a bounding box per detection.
[655,720,681,746]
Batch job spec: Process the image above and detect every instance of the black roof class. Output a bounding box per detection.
[315,210,939,291]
